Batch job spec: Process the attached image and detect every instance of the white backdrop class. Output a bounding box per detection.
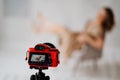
[0,0,120,80]
[0,0,120,47]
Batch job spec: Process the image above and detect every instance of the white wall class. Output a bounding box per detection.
[1,0,120,60]
[0,0,120,80]
[0,0,3,44]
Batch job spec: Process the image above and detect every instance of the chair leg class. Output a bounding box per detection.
[92,59,98,71]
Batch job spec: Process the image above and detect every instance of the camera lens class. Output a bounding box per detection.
[35,45,44,50]
[39,46,44,50]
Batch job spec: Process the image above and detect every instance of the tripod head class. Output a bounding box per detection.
[30,67,50,80]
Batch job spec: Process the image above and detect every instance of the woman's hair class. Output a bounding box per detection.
[102,7,115,32]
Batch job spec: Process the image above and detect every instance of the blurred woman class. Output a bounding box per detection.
[77,7,115,60]
[32,7,115,64]
[73,7,115,70]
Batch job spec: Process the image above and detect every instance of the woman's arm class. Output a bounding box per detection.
[77,34,104,50]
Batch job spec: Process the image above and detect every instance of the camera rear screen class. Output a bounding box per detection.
[31,54,45,62]
[29,52,52,66]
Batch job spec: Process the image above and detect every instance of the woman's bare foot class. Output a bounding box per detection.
[37,13,46,26]
[31,21,41,33]
[31,13,47,33]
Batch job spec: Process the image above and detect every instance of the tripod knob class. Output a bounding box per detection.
[30,74,50,80]
[45,76,50,80]
[30,75,35,80]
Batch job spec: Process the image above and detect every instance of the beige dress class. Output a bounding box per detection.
[80,25,104,61]
[60,29,82,60]
[59,23,104,62]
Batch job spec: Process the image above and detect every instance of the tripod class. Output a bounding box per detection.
[30,67,50,80]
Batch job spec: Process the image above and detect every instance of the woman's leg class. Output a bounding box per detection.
[31,13,69,36]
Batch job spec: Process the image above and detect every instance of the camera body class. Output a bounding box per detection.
[26,43,60,69]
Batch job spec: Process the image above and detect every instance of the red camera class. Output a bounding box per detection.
[26,43,60,69]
